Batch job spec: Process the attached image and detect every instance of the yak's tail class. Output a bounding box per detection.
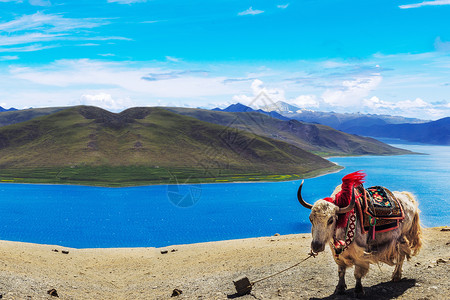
[404,192,422,257]
[407,207,422,256]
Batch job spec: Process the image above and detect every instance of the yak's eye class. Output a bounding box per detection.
[327,218,334,225]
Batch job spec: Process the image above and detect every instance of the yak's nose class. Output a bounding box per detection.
[311,241,325,253]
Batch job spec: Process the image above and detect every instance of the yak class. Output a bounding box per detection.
[297,171,422,297]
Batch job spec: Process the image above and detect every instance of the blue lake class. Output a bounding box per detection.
[0,142,449,248]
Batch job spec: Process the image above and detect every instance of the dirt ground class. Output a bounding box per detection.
[0,227,448,300]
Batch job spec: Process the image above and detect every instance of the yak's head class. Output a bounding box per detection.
[297,180,356,254]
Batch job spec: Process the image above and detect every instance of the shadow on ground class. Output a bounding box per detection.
[310,278,416,300]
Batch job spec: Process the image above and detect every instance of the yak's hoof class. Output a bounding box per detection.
[392,274,402,282]
[334,284,347,295]
[354,283,364,298]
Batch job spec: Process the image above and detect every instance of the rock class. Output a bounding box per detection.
[436,258,446,264]
[52,249,59,252]
[440,228,450,231]
[171,249,178,252]
[274,233,280,236]
[160,250,168,254]
[61,250,69,254]
[47,289,59,297]
[171,289,182,297]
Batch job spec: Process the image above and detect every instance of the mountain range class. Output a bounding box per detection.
[345,117,450,145]
[260,101,426,130]
[218,102,448,145]
[0,106,18,113]
[212,103,289,121]
[0,104,432,186]
[166,107,412,157]
[0,106,340,186]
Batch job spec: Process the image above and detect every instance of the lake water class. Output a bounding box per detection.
[0,142,448,248]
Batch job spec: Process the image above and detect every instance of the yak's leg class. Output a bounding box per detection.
[334,264,347,295]
[392,254,405,282]
[392,239,410,282]
[354,263,369,298]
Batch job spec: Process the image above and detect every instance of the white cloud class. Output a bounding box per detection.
[238,6,264,16]
[107,0,147,4]
[292,95,319,108]
[251,79,285,102]
[28,0,51,6]
[277,4,289,9]
[7,59,239,101]
[78,93,134,111]
[364,96,430,110]
[1,54,449,120]
[0,12,107,33]
[0,55,19,60]
[322,75,382,107]
[399,0,450,9]
[0,33,65,46]
[0,0,50,5]
[0,44,56,52]
[434,37,450,52]
[0,12,126,51]
[233,79,319,109]
[362,96,449,119]
[165,56,180,62]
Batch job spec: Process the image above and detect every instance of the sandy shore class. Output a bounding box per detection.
[0,227,448,300]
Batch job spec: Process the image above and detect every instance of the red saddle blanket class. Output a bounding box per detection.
[354,185,405,233]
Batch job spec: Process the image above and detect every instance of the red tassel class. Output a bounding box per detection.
[334,171,366,228]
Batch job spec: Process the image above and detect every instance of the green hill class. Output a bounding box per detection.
[0,107,66,127]
[0,106,339,186]
[165,107,413,156]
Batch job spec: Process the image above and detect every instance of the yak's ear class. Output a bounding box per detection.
[297,180,313,209]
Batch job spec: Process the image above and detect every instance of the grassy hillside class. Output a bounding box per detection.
[165,107,413,156]
[0,106,339,186]
[0,107,66,127]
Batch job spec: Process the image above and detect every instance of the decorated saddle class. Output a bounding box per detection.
[329,171,405,256]
[354,185,405,234]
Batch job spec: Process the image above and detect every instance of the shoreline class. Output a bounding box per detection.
[0,227,448,299]
[0,164,343,188]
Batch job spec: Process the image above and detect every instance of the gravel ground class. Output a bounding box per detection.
[0,227,448,300]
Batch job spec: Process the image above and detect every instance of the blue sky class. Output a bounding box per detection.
[0,0,449,119]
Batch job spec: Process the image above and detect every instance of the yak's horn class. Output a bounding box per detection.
[297,180,313,209]
[337,188,356,214]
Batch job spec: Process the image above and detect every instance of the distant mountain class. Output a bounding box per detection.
[345,117,450,145]
[213,103,289,121]
[0,106,18,113]
[260,101,426,130]
[165,107,414,157]
[0,106,338,185]
[262,101,302,113]
[0,107,66,127]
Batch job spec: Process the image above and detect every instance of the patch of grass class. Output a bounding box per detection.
[0,165,341,187]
